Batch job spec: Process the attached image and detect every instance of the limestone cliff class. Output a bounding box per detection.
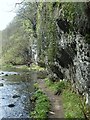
[36,2,90,106]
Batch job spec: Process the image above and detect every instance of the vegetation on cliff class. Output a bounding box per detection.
[1,2,90,65]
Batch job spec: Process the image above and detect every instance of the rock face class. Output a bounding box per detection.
[54,31,90,105]
[46,3,90,106]
[50,21,90,106]
[35,2,90,106]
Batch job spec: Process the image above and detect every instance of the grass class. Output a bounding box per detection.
[1,64,30,72]
[45,78,66,94]
[45,77,86,119]
[1,63,45,72]
[62,89,85,118]
[30,64,45,71]
[30,89,50,119]
[14,65,30,71]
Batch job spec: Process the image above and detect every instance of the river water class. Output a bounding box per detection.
[0,67,37,119]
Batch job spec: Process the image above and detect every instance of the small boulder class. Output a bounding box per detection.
[2,97,5,99]
[12,95,20,98]
[5,74,8,76]
[0,83,4,86]
[8,104,15,108]
[14,74,17,75]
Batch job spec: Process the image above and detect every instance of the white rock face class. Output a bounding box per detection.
[51,29,90,105]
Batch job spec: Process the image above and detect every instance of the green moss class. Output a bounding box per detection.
[30,89,50,119]
[34,83,39,90]
[62,3,85,22]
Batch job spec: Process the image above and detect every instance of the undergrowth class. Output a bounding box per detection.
[62,89,85,118]
[30,89,50,119]
[45,78,66,94]
[30,64,45,71]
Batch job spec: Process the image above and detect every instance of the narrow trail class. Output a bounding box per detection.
[37,79,64,118]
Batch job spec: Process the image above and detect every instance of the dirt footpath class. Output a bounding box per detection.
[37,79,64,118]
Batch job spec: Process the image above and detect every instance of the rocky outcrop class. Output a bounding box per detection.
[47,3,90,106]
[55,32,90,105]
[35,2,90,106]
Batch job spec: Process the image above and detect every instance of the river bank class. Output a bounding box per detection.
[0,65,35,118]
[0,64,89,119]
[33,77,89,119]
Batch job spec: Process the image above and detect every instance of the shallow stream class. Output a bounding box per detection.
[0,67,36,119]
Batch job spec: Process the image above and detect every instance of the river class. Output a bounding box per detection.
[0,67,37,119]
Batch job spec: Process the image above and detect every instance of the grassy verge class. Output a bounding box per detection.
[62,89,85,118]
[14,65,30,71]
[30,88,50,119]
[45,78,66,94]
[1,63,45,72]
[1,64,30,71]
[30,64,45,71]
[45,78,86,119]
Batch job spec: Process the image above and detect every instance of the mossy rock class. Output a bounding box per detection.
[0,83,4,86]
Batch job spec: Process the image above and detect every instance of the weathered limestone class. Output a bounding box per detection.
[51,27,90,105]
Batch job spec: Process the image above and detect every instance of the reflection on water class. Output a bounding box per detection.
[0,69,36,119]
